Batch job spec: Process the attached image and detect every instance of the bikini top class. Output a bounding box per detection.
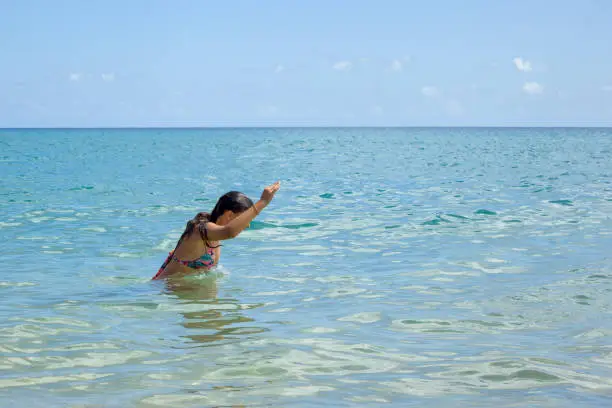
[152,222,220,279]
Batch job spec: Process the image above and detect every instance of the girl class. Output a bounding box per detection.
[153,181,280,280]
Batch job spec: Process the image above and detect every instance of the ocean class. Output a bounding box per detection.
[1,127,612,407]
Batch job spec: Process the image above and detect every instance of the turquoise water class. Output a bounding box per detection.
[1,127,612,407]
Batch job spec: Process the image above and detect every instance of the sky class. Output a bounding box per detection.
[1,0,612,127]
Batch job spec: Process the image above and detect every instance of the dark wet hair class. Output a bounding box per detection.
[178,191,254,244]
[209,191,254,223]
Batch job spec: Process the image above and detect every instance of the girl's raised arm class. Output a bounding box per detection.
[204,181,280,241]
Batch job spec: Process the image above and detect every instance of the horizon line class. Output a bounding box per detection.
[2,125,612,130]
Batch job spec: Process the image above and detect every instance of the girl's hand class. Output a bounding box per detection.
[260,181,281,205]
[205,181,281,241]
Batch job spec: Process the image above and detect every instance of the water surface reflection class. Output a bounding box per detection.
[163,275,267,345]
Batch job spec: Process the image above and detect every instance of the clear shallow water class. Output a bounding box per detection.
[1,127,612,407]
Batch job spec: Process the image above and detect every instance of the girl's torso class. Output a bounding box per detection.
[153,233,221,280]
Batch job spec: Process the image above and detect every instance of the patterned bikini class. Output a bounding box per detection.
[152,222,218,280]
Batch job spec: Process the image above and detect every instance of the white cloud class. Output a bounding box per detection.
[513,57,532,72]
[523,81,543,95]
[274,65,285,74]
[602,85,612,92]
[69,73,82,81]
[101,73,115,82]
[421,86,439,98]
[390,59,403,72]
[332,61,352,71]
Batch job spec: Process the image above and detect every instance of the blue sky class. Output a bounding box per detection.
[1,0,612,127]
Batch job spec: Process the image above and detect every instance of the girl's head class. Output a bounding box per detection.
[209,191,254,225]
[179,191,253,242]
